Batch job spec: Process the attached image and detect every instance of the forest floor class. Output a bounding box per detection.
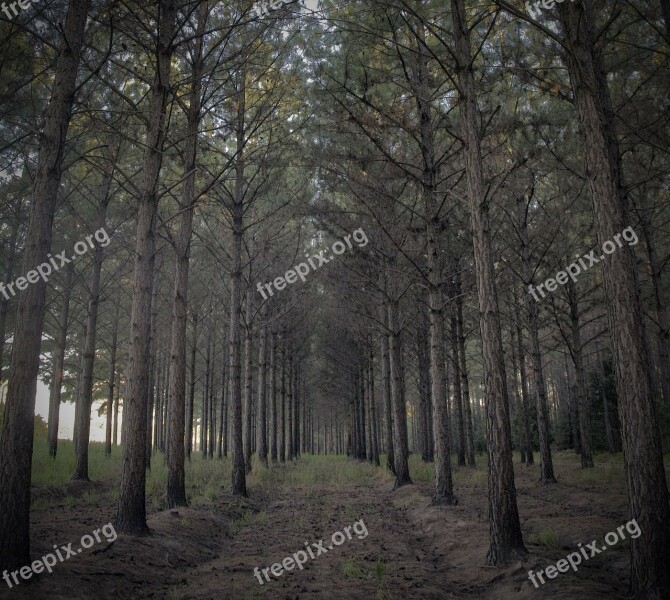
[2,445,660,600]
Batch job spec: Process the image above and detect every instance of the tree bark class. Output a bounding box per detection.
[116,0,178,536]
[257,312,268,466]
[565,278,593,468]
[387,289,412,488]
[105,300,120,456]
[558,3,670,594]
[270,331,278,461]
[450,0,525,564]
[518,197,556,483]
[47,261,75,457]
[186,312,197,460]
[455,280,475,467]
[0,0,90,570]
[166,0,205,503]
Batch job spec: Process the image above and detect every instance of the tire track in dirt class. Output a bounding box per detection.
[177,479,455,599]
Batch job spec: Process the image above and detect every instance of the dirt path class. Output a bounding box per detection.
[5,454,642,600]
[178,477,453,600]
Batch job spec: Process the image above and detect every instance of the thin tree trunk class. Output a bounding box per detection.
[388,291,412,488]
[513,289,534,466]
[48,261,75,457]
[186,312,197,460]
[228,64,247,495]
[566,278,593,468]
[243,285,253,472]
[257,315,268,466]
[456,282,475,467]
[105,301,120,456]
[518,197,556,483]
[280,334,286,462]
[270,331,278,461]
[113,371,121,447]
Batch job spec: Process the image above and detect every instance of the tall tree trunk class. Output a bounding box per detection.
[0,0,90,571]
[166,0,204,499]
[257,315,268,466]
[270,330,277,461]
[47,261,75,457]
[105,300,120,456]
[638,216,670,411]
[451,315,465,467]
[388,290,412,488]
[450,0,525,564]
[228,62,247,494]
[113,371,121,447]
[566,278,593,468]
[456,281,475,467]
[0,219,19,382]
[186,312,197,460]
[369,350,380,466]
[202,332,211,457]
[73,184,111,480]
[280,334,286,462]
[416,315,431,461]
[116,0,178,536]
[558,3,670,594]
[518,198,556,483]
[512,295,534,466]
[243,284,253,472]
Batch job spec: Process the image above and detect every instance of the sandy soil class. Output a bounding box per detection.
[1,454,642,600]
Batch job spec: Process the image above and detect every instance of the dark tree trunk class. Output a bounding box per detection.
[243,285,253,472]
[257,313,268,466]
[105,301,120,456]
[186,312,197,460]
[566,278,593,468]
[456,282,475,467]
[0,0,90,571]
[450,0,525,564]
[0,219,19,382]
[167,0,206,504]
[48,261,75,457]
[280,334,286,462]
[558,3,670,594]
[518,197,555,483]
[451,315,466,467]
[73,187,111,480]
[513,290,534,466]
[388,290,412,488]
[116,0,178,536]
[416,313,431,461]
[270,331,277,461]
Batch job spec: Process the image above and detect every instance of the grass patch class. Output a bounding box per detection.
[527,528,559,548]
